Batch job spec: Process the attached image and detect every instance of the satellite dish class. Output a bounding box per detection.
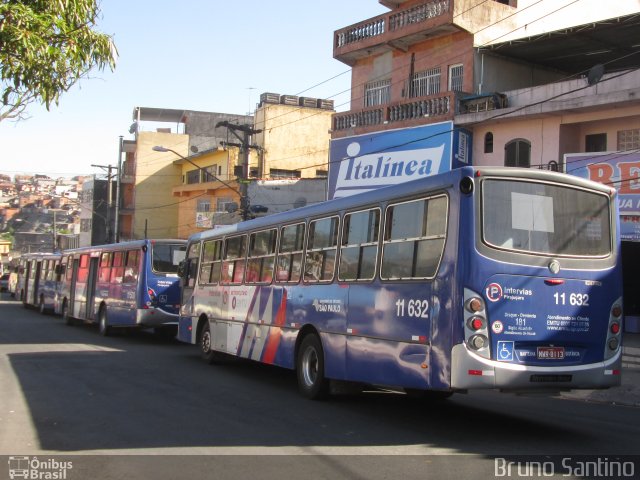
[587,64,605,86]
[190,145,199,153]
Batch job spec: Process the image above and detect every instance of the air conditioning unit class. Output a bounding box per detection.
[317,99,334,110]
[280,95,299,106]
[260,92,280,105]
[298,97,318,108]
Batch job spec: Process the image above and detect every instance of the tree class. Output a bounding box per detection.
[0,0,117,122]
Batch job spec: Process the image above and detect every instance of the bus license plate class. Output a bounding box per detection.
[537,347,565,360]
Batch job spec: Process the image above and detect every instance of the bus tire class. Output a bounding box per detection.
[296,334,329,400]
[98,307,111,336]
[199,321,221,364]
[62,301,75,326]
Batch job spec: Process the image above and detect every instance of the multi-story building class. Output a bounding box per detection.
[332,0,639,139]
[331,0,640,328]
[118,107,253,241]
[253,93,334,179]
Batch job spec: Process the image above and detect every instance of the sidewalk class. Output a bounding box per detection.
[560,332,640,407]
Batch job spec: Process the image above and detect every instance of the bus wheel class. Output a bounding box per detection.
[98,307,111,336]
[62,301,74,326]
[296,334,329,400]
[199,321,221,364]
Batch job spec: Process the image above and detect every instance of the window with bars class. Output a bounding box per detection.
[197,199,211,213]
[364,79,391,107]
[411,67,441,97]
[448,64,464,92]
[618,129,640,151]
[270,168,301,179]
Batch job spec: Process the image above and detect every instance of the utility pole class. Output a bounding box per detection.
[115,136,123,243]
[215,121,262,221]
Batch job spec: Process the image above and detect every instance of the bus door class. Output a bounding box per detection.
[32,260,43,305]
[23,260,33,303]
[69,258,80,317]
[85,256,100,320]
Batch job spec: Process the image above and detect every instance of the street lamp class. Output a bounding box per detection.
[152,145,246,218]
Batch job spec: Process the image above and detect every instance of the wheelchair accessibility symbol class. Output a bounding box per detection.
[497,341,514,361]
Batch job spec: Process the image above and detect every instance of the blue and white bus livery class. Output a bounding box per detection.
[177,166,622,399]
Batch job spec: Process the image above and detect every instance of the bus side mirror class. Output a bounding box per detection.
[178,260,189,279]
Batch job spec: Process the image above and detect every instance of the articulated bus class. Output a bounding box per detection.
[17,252,63,313]
[56,239,187,335]
[177,166,623,399]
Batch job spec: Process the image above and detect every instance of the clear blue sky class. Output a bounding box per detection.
[0,0,388,179]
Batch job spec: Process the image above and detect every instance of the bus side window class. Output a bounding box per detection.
[110,252,124,284]
[124,250,139,284]
[221,235,246,285]
[99,252,111,283]
[276,223,305,283]
[304,216,339,283]
[65,257,73,280]
[339,208,380,282]
[199,240,222,285]
[77,255,89,283]
[183,242,201,287]
[381,195,448,280]
[247,228,277,284]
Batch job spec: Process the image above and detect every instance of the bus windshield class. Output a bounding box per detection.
[152,243,187,274]
[482,178,611,257]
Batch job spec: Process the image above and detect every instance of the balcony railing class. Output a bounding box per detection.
[333,92,453,132]
[389,0,451,31]
[335,0,451,49]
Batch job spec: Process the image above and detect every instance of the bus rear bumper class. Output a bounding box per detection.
[136,308,179,327]
[451,343,622,391]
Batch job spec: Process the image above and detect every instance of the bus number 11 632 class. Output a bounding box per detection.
[396,298,429,318]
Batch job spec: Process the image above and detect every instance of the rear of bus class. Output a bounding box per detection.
[452,167,622,391]
[137,240,187,327]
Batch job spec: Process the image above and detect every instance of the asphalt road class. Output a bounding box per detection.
[1,293,638,480]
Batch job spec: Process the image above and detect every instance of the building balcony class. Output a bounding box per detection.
[172,179,241,197]
[334,0,455,66]
[332,91,455,137]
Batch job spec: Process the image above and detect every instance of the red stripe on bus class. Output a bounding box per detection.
[262,290,287,364]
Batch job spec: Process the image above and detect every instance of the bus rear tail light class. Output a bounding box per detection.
[466,297,484,313]
[147,287,159,307]
[468,334,488,350]
[468,316,485,331]
[605,298,623,358]
[464,288,490,359]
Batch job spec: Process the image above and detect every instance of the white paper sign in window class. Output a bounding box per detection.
[511,192,554,233]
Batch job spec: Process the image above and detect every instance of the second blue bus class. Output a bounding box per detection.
[56,239,187,335]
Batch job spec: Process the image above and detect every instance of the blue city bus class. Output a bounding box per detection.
[18,252,63,313]
[177,167,623,399]
[56,239,187,335]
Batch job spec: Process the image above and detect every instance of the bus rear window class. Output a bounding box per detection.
[152,243,187,274]
[482,179,611,257]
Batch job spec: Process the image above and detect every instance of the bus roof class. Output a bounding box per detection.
[188,166,613,244]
